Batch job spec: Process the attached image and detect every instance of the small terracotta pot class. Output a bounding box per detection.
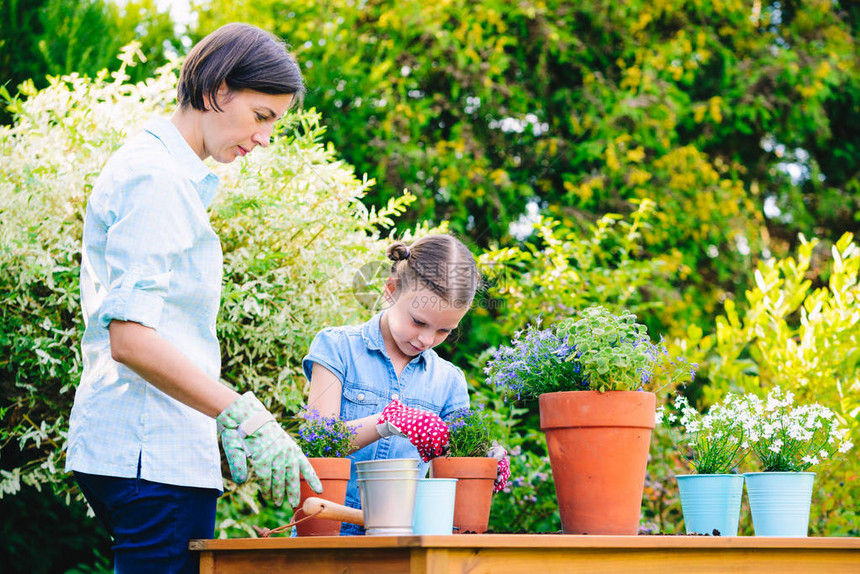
[540,390,656,535]
[294,457,352,536]
[430,456,497,533]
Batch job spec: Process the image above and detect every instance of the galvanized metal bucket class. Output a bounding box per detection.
[357,476,419,535]
[355,458,419,472]
[356,468,422,480]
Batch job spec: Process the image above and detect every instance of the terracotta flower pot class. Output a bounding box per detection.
[430,456,497,533]
[540,390,656,535]
[294,457,352,536]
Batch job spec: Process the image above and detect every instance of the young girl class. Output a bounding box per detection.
[65,23,321,573]
[304,234,508,535]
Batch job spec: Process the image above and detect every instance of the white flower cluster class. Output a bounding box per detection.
[661,387,854,474]
[660,392,748,474]
[737,387,853,472]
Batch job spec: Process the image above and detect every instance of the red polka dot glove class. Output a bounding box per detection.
[488,445,511,493]
[376,399,450,462]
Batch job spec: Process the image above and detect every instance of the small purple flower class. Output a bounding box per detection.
[444,405,494,457]
[484,320,587,398]
[294,407,358,458]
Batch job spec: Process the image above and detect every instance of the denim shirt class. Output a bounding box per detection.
[65,116,224,490]
[302,312,469,534]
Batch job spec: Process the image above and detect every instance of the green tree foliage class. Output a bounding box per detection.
[192,1,859,325]
[38,0,180,80]
[0,0,48,101]
[0,486,112,574]
[0,0,181,123]
[192,0,540,242]
[477,200,683,336]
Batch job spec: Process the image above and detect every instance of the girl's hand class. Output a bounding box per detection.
[376,399,449,461]
[487,445,511,492]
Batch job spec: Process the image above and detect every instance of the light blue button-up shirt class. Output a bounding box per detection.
[65,116,224,490]
[303,312,470,533]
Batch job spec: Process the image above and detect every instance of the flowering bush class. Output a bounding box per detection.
[444,406,493,457]
[739,387,853,472]
[485,306,696,397]
[294,409,358,458]
[660,393,748,474]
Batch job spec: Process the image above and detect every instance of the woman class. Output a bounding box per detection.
[65,23,320,573]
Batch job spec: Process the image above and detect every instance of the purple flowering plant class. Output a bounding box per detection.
[486,306,696,397]
[444,406,494,457]
[484,318,586,399]
[294,408,358,458]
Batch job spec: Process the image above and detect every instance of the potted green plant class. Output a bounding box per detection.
[430,406,499,533]
[291,408,358,536]
[485,306,695,534]
[660,392,749,535]
[736,387,852,537]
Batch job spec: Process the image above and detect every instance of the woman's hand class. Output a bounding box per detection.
[217,392,322,506]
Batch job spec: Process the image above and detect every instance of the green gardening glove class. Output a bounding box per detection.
[216,392,322,506]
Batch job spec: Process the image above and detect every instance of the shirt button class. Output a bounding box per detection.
[356,393,365,401]
[391,393,400,400]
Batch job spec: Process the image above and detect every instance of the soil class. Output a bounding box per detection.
[652,529,722,536]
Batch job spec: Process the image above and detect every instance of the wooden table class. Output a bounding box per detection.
[190,534,860,573]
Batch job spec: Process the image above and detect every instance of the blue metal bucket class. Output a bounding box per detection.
[677,474,745,536]
[412,478,458,535]
[744,472,815,537]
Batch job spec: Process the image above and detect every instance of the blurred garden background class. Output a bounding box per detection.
[1,0,858,571]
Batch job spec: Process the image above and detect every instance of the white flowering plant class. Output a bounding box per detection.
[660,393,749,474]
[738,387,853,472]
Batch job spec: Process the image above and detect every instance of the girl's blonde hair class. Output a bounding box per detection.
[386,234,480,308]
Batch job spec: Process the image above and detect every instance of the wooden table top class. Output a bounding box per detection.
[190,534,860,551]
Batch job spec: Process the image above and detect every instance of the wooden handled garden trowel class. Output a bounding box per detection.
[253,497,364,537]
[301,496,365,526]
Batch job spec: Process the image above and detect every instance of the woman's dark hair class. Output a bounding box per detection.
[177,23,304,112]
[387,234,480,308]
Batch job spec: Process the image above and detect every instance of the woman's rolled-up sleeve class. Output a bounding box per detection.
[96,169,201,329]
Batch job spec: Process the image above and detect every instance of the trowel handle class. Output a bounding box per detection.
[302,497,365,526]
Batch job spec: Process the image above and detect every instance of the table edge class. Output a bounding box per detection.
[189,535,860,552]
